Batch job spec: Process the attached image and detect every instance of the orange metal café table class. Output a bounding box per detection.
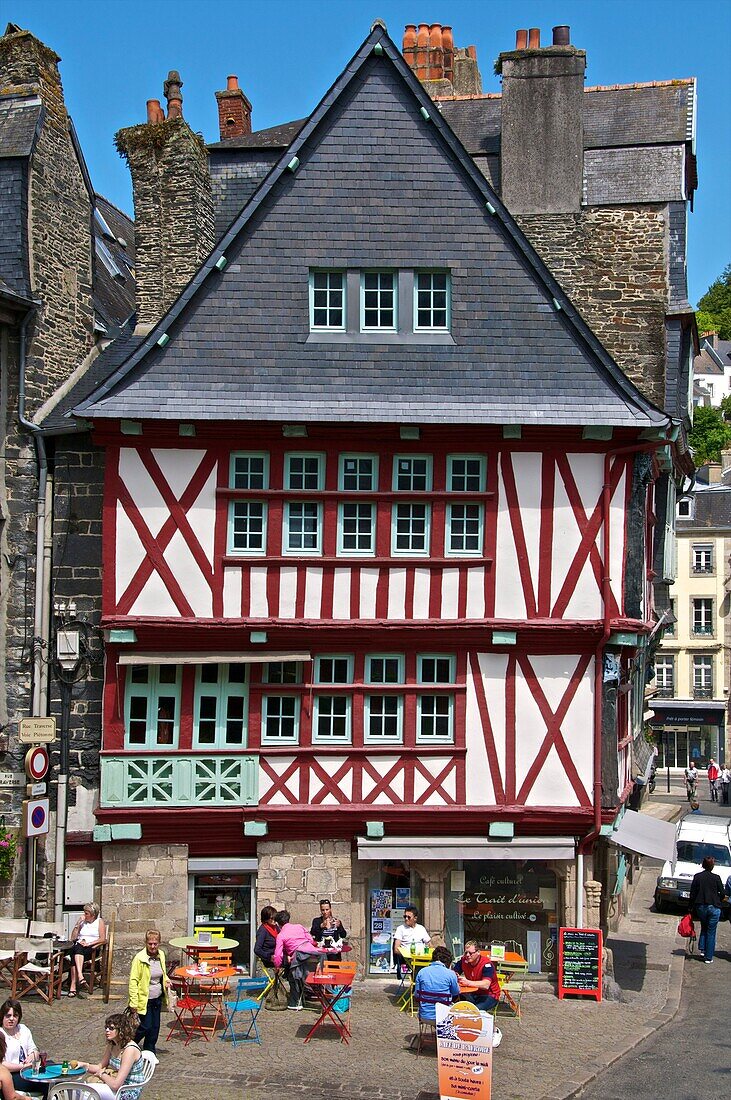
[168,965,238,1043]
[303,969,356,1044]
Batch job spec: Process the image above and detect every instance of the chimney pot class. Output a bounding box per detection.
[552,25,571,45]
[416,22,430,79]
[164,69,184,119]
[515,29,528,50]
[442,25,454,79]
[403,24,417,49]
[428,23,444,80]
[226,74,239,90]
[429,23,442,48]
[467,45,477,61]
[146,98,163,124]
[528,28,540,49]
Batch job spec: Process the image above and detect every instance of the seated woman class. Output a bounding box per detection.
[0,1000,42,1097]
[453,941,501,1012]
[69,902,107,996]
[253,905,278,971]
[0,1033,27,1100]
[78,1013,147,1100]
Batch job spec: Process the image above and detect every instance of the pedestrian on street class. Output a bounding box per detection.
[720,765,730,806]
[689,855,725,963]
[707,758,719,802]
[684,762,698,802]
[127,928,170,1055]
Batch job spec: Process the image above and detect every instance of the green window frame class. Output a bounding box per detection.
[228,500,267,554]
[418,654,456,684]
[313,695,352,743]
[261,695,300,744]
[124,664,182,749]
[310,270,346,331]
[361,271,397,331]
[447,455,486,493]
[284,452,325,490]
[338,501,376,556]
[364,694,404,743]
[229,451,269,490]
[392,455,433,491]
[193,663,248,748]
[414,271,450,331]
[391,502,431,556]
[446,502,484,556]
[416,694,454,743]
[366,654,405,684]
[263,662,303,684]
[283,501,322,555]
[338,454,378,491]
[314,655,354,684]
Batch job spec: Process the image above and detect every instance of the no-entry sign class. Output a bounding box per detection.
[22,798,50,838]
[25,746,50,782]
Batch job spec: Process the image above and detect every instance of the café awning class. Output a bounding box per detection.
[608,810,677,863]
[118,651,311,665]
[356,835,576,861]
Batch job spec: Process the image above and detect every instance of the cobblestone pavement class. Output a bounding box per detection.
[17,807,700,1100]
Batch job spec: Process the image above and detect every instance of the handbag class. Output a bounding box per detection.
[677,912,694,938]
[166,985,178,1013]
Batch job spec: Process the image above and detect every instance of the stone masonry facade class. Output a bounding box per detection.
[100,842,189,966]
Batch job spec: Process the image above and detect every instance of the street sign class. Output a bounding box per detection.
[22,798,50,838]
[27,782,47,798]
[19,717,56,745]
[0,772,24,788]
[25,746,50,781]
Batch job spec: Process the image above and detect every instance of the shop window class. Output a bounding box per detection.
[190,871,253,970]
[367,862,422,975]
[193,664,248,748]
[125,664,181,749]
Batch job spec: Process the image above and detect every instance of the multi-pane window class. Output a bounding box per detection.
[692,544,713,574]
[392,503,430,555]
[229,501,267,553]
[366,655,404,684]
[230,452,268,489]
[313,695,351,741]
[365,695,403,742]
[264,662,302,684]
[393,455,432,491]
[654,655,675,699]
[285,453,324,490]
[448,455,485,492]
[310,271,345,330]
[284,502,322,553]
[692,655,713,698]
[125,664,181,749]
[194,664,247,747]
[338,502,376,555]
[415,272,450,330]
[262,696,300,743]
[446,503,483,555]
[418,655,456,684]
[339,455,378,491]
[417,695,453,742]
[315,655,353,684]
[362,272,396,329]
[692,598,714,636]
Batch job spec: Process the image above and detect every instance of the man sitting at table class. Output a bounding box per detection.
[453,941,501,1012]
[414,946,460,1019]
[393,906,431,977]
[310,900,347,962]
[272,910,329,1010]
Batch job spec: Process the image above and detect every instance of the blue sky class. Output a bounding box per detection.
[8,0,731,304]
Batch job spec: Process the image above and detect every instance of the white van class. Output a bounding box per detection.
[654,814,731,911]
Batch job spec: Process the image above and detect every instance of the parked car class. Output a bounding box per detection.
[654,815,731,911]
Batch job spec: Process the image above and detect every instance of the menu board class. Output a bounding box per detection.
[558,927,602,1001]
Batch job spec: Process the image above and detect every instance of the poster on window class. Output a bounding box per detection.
[436,1001,493,1100]
[396,887,411,907]
[369,889,394,974]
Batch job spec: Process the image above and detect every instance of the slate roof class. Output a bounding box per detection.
[0,93,42,157]
[92,194,136,331]
[677,483,731,531]
[208,118,306,151]
[73,26,668,431]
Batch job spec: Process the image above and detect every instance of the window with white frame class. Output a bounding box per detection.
[125,664,181,749]
[692,598,714,636]
[261,695,300,743]
[285,453,324,490]
[339,454,378,491]
[677,497,693,518]
[414,271,450,330]
[194,664,248,747]
[393,455,432,491]
[365,694,403,742]
[392,502,430,555]
[310,271,345,330]
[264,662,302,684]
[315,655,353,684]
[447,455,485,492]
[692,655,713,698]
[229,500,267,553]
[654,655,675,698]
[284,501,322,553]
[366,654,404,684]
[692,544,713,574]
[313,695,351,742]
[230,452,269,489]
[338,502,376,555]
[417,695,453,742]
[361,271,396,330]
[446,502,483,555]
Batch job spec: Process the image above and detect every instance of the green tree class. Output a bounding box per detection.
[689,403,731,465]
[696,264,731,339]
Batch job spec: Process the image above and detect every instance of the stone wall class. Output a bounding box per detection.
[101,843,189,967]
[516,206,668,407]
[257,839,353,955]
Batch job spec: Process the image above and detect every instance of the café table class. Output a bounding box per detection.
[397,949,433,1016]
[482,950,528,1017]
[168,934,239,965]
[21,1062,86,1086]
[303,968,356,1044]
[169,965,238,1043]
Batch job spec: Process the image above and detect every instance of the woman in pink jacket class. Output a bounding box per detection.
[272,910,328,1010]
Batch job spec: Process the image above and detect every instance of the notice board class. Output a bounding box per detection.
[558,927,602,1001]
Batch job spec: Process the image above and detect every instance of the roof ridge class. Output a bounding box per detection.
[435,78,694,103]
[94,191,133,225]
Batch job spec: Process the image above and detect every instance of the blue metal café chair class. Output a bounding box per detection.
[220,976,268,1047]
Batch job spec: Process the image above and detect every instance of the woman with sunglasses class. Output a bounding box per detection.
[78,1013,146,1100]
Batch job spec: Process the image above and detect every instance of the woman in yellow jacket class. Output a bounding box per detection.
[128,929,170,1055]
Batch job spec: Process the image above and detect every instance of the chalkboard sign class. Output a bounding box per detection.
[558,927,602,1001]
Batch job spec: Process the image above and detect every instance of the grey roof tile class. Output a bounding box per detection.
[0,93,42,158]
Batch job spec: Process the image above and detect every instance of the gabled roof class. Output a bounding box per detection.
[74,25,668,431]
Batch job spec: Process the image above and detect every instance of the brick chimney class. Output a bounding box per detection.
[402,23,481,98]
[215,74,252,140]
[497,25,585,214]
[116,70,215,331]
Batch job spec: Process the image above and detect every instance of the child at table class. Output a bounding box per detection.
[78,1013,147,1100]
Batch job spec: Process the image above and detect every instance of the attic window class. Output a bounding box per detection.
[93,207,116,241]
[95,238,125,283]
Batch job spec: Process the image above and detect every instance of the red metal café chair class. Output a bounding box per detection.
[166,975,211,1045]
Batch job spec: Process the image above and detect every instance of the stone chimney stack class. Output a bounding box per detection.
[497,25,585,214]
[215,74,252,141]
[116,70,215,331]
[402,22,482,98]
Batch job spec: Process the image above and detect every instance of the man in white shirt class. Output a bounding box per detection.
[393,906,431,975]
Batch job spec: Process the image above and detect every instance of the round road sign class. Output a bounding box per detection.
[25,746,50,781]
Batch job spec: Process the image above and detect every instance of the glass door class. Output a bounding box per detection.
[366,861,421,976]
[188,873,253,970]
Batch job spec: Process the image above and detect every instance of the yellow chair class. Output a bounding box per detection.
[256,962,274,1001]
[194,925,225,939]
